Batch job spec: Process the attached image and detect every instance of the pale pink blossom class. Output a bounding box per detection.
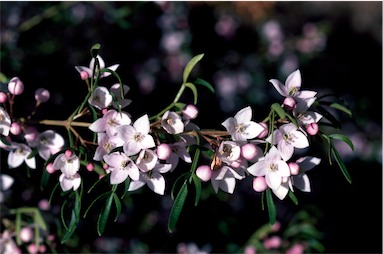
[75,55,119,79]
[103,152,140,184]
[0,107,11,136]
[93,133,124,161]
[59,173,81,191]
[88,86,113,110]
[162,110,184,134]
[211,165,245,194]
[52,151,80,177]
[89,109,131,137]
[7,142,36,169]
[217,141,241,164]
[165,138,192,171]
[135,149,158,172]
[28,130,65,161]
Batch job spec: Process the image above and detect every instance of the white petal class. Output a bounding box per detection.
[296,90,317,100]
[266,171,282,190]
[247,160,267,176]
[285,69,301,90]
[235,106,252,124]
[296,156,321,172]
[110,169,129,184]
[147,172,166,195]
[269,79,287,96]
[1,174,14,191]
[272,182,289,200]
[243,122,265,140]
[221,176,236,194]
[292,131,309,148]
[278,140,294,161]
[25,157,36,169]
[134,114,150,134]
[276,161,290,177]
[103,152,124,168]
[127,162,140,181]
[140,135,156,149]
[7,152,24,168]
[128,180,146,192]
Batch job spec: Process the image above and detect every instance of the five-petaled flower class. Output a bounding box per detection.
[75,55,119,79]
[103,151,140,185]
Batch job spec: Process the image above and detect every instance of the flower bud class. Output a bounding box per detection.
[0,92,8,103]
[241,143,258,160]
[20,227,33,242]
[288,162,300,175]
[263,236,282,249]
[257,122,269,139]
[182,104,199,120]
[27,243,38,254]
[86,163,94,172]
[306,122,319,135]
[253,176,268,192]
[46,163,56,174]
[38,199,51,211]
[196,165,212,182]
[8,77,24,95]
[65,150,73,158]
[35,88,50,103]
[10,122,22,135]
[156,143,172,160]
[80,71,89,80]
[282,96,296,111]
[24,126,39,143]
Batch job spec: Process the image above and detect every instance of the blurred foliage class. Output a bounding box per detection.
[0,1,381,253]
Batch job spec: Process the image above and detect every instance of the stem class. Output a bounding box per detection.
[31,119,91,128]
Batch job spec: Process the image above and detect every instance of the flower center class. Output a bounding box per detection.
[133,133,143,142]
[289,87,299,96]
[269,163,277,172]
[235,124,245,133]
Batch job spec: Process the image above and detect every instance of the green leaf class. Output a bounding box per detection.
[329,102,352,117]
[266,189,276,225]
[185,82,198,105]
[0,136,11,146]
[288,191,298,205]
[27,148,38,159]
[83,192,111,218]
[97,193,114,236]
[171,172,190,200]
[329,133,354,151]
[168,180,188,233]
[271,103,286,119]
[61,210,78,243]
[90,43,101,58]
[194,78,215,93]
[174,102,186,111]
[183,54,204,84]
[331,146,352,184]
[112,193,122,222]
[191,173,201,206]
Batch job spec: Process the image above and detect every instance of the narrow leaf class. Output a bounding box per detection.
[183,54,204,84]
[112,193,122,222]
[330,102,352,117]
[271,103,286,119]
[191,173,201,206]
[194,78,215,93]
[288,191,298,205]
[168,181,188,233]
[329,133,354,151]
[97,194,114,236]
[266,189,276,225]
[185,82,198,105]
[331,147,352,184]
[27,148,38,159]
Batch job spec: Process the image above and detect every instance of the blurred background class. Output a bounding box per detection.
[1,1,382,253]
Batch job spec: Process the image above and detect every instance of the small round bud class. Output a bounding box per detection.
[65,150,73,158]
[282,96,296,111]
[241,143,258,160]
[196,165,212,182]
[253,176,268,192]
[306,122,319,135]
[257,122,269,139]
[80,71,89,80]
[288,162,300,175]
[39,245,47,253]
[0,92,8,103]
[263,236,282,249]
[38,199,51,211]
[182,104,199,120]
[156,143,172,160]
[8,77,24,95]
[86,163,94,172]
[46,163,56,174]
[10,122,22,135]
[35,88,50,103]
[20,227,33,242]
[230,159,242,168]
[27,243,38,254]
[24,126,39,143]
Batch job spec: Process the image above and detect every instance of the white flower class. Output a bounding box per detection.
[75,55,119,79]
[136,149,158,172]
[88,86,113,110]
[211,165,246,194]
[269,69,317,102]
[89,109,131,137]
[93,133,124,161]
[103,152,140,184]
[0,107,11,136]
[161,111,184,134]
[7,142,36,169]
[291,156,321,192]
[110,83,132,109]
[59,173,81,191]
[128,163,172,195]
[217,141,241,164]
[222,106,265,141]
[28,130,65,161]
[266,123,309,161]
[293,97,323,127]
[52,152,80,177]
[0,174,14,203]
[247,146,290,190]
[165,137,192,171]
[117,114,155,156]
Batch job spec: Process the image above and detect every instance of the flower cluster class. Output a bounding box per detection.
[0,45,353,245]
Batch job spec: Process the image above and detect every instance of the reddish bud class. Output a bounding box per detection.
[306,122,319,135]
[8,77,24,95]
[0,92,8,103]
[283,96,296,111]
[182,104,199,120]
[257,122,269,139]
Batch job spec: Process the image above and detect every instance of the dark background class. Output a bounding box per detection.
[1,1,382,253]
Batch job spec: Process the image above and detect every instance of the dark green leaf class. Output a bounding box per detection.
[266,189,276,225]
[331,147,352,184]
[329,133,354,151]
[194,78,215,93]
[97,194,114,236]
[191,173,201,206]
[183,54,204,84]
[171,172,190,200]
[27,148,38,159]
[0,136,11,146]
[83,192,111,218]
[112,193,122,222]
[329,102,352,117]
[168,181,188,233]
[288,191,298,205]
[185,82,198,105]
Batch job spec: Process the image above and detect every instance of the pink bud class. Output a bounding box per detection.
[156,143,172,160]
[263,236,282,249]
[39,245,47,253]
[257,122,269,139]
[244,246,257,254]
[38,199,51,211]
[182,104,199,120]
[8,77,24,95]
[286,243,305,254]
[80,71,89,80]
[46,163,56,174]
[253,176,268,192]
[288,162,300,175]
[306,122,319,135]
[10,122,22,135]
[230,159,242,168]
[103,163,109,170]
[86,163,94,172]
[0,92,8,103]
[241,143,258,160]
[27,243,38,254]
[20,227,33,242]
[102,108,108,115]
[65,150,73,158]
[35,88,50,103]
[283,96,296,111]
[196,165,212,182]
[24,127,39,143]
[271,221,281,232]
